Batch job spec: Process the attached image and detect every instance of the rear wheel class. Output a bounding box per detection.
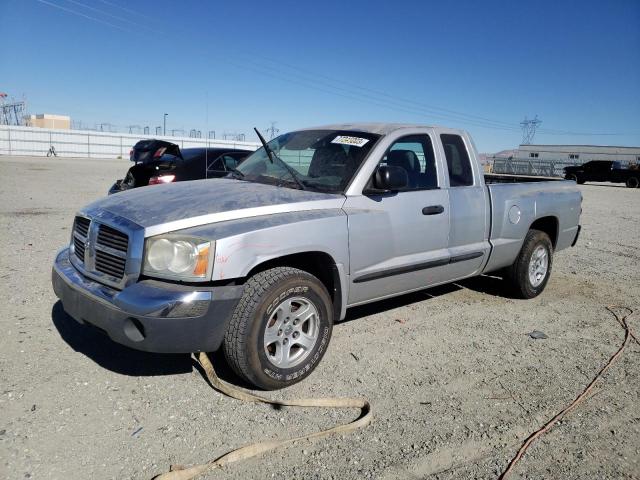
[504,229,553,299]
[626,177,639,188]
[223,267,333,390]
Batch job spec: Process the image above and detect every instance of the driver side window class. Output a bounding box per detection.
[377,134,438,191]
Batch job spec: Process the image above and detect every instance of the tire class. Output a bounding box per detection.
[576,177,586,185]
[223,267,334,390]
[504,229,554,299]
[564,173,577,182]
[626,177,639,188]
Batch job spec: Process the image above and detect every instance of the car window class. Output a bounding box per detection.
[222,155,238,170]
[441,134,473,187]
[207,156,225,171]
[376,135,438,191]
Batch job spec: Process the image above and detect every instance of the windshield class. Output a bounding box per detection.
[235,130,380,193]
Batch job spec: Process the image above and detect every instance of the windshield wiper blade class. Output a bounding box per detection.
[254,127,306,190]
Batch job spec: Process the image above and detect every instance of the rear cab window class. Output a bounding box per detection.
[441,134,474,187]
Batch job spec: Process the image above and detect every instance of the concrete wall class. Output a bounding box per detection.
[0,125,259,158]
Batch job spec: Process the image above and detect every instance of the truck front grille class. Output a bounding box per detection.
[74,216,90,237]
[73,235,85,261]
[97,224,129,253]
[70,215,132,287]
[95,250,127,278]
[73,216,90,262]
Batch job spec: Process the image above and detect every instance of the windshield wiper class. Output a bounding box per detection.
[254,127,306,190]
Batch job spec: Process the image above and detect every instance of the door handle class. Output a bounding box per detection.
[422,205,444,215]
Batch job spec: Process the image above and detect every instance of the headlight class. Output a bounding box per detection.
[143,235,213,281]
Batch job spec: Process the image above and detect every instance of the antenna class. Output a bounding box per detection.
[520,115,542,144]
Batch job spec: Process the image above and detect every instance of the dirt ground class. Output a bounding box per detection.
[1,155,639,480]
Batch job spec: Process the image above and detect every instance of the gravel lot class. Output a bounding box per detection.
[1,155,639,480]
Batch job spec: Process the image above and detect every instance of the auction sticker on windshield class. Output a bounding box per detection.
[331,135,370,147]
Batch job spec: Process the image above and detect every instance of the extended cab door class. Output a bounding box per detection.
[344,132,452,305]
[439,132,491,279]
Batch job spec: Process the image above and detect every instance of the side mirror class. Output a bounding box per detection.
[371,165,408,192]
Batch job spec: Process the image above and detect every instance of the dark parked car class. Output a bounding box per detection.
[564,160,639,188]
[108,140,254,194]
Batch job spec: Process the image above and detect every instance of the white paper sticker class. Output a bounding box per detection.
[331,135,370,147]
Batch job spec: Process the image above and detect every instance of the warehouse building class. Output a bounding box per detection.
[517,144,640,165]
[26,114,71,130]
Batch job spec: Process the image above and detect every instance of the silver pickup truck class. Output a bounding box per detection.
[52,123,582,389]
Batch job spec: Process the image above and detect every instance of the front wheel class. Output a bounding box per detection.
[564,173,577,182]
[223,267,334,390]
[626,177,639,188]
[504,229,553,299]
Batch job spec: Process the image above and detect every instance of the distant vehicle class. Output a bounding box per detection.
[564,160,639,188]
[108,139,254,194]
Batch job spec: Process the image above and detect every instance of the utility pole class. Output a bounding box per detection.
[163,113,168,136]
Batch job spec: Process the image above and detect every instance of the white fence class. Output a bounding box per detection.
[0,125,259,159]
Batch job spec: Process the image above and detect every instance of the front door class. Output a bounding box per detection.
[345,134,451,305]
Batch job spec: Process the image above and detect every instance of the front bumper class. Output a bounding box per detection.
[52,248,243,353]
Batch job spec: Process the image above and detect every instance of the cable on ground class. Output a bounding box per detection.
[153,351,372,480]
[498,305,636,479]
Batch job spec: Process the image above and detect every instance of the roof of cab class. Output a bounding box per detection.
[298,122,461,136]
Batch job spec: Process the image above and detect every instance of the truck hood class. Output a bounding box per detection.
[84,178,345,236]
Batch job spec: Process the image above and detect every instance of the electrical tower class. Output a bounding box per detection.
[266,121,279,139]
[0,93,27,126]
[127,125,141,134]
[520,115,542,145]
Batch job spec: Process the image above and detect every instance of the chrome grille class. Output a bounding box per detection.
[73,216,90,263]
[69,214,136,287]
[94,224,129,280]
[97,224,129,253]
[95,249,126,278]
[73,235,85,261]
[74,216,90,237]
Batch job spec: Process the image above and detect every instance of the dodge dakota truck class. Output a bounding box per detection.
[52,123,582,389]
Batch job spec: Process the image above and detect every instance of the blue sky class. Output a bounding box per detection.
[1,0,639,152]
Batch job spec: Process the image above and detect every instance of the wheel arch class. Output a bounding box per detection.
[245,251,344,322]
[529,216,559,249]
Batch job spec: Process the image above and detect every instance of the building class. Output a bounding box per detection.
[26,114,71,130]
[517,144,640,166]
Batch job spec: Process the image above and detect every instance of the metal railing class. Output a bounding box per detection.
[491,157,633,177]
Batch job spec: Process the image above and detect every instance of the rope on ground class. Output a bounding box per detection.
[153,351,372,480]
[498,305,636,479]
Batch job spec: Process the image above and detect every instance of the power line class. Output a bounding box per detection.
[94,0,155,21]
[34,0,132,32]
[62,0,156,32]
